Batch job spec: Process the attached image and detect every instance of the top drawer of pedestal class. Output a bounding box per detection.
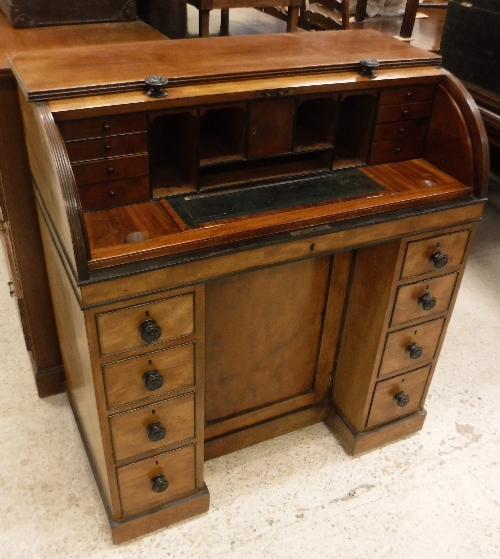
[401,230,471,279]
[96,293,194,357]
[59,114,147,142]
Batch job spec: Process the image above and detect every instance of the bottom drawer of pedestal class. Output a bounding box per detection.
[366,365,431,428]
[117,444,196,515]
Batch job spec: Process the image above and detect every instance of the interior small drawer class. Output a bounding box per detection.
[401,230,471,279]
[379,317,445,377]
[391,273,458,326]
[103,343,195,409]
[372,119,428,143]
[379,85,435,106]
[110,393,195,462]
[65,132,148,163]
[369,137,423,165]
[376,101,433,123]
[72,154,149,187]
[117,444,196,515]
[59,113,147,141]
[79,176,150,211]
[96,293,194,357]
[366,365,431,428]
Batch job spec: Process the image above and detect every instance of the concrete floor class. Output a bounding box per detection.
[0,181,499,558]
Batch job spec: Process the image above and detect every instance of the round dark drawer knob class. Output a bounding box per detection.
[395,147,402,153]
[430,250,449,270]
[139,318,162,343]
[107,167,114,175]
[394,391,410,407]
[104,144,112,152]
[405,92,412,99]
[143,369,164,391]
[418,292,436,311]
[103,124,111,132]
[406,342,423,360]
[147,422,166,442]
[151,474,169,493]
[402,109,410,117]
[108,191,116,198]
[399,127,405,134]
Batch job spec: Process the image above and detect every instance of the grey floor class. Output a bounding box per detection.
[0,180,499,558]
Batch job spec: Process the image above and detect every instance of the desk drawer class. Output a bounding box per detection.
[369,137,423,165]
[367,366,431,428]
[103,343,195,409]
[117,444,196,515]
[72,154,149,187]
[110,393,195,462]
[391,273,458,326]
[60,114,147,141]
[66,132,148,163]
[96,293,194,356]
[372,119,428,143]
[377,102,433,123]
[401,230,471,278]
[79,176,150,211]
[379,85,435,106]
[379,318,445,377]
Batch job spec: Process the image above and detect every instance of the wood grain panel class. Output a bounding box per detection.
[401,229,470,278]
[110,393,195,462]
[379,318,444,377]
[391,273,458,326]
[117,444,196,515]
[103,343,195,409]
[205,256,330,424]
[96,293,194,356]
[366,366,431,428]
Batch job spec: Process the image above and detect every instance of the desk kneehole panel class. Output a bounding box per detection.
[401,229,470,279]
[391,273,458,326]
[110,392,195,462]
[367,365,431,429]
[96,293,194,356]
[379,317,445,377]
[117,444,196,515]
[103,343,195,409]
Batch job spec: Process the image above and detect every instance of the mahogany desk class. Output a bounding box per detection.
[10,30,488,543]
[0,13,167,396]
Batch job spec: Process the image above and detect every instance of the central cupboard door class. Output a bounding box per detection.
[204,254,349,443]
[247,98,295,158]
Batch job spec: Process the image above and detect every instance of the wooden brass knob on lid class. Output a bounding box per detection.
[143,369,164,391]
[359,59,380,78]
[151,474,169,493]
[406,342,423,360]
[430,250,449,270]
[418,292,436,311]
[139,318,162,343]
[394,391,410,407]
[147,422,166,442]
[145,75,169,98]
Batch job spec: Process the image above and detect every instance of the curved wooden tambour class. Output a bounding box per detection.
[423,72,490,199]
[19,97,89,281]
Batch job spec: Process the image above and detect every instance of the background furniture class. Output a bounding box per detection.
[186,0,302,36]
[0,13,166,396]
[11,30,487,542]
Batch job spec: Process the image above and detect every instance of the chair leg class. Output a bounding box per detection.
[355,0,368,22]
[287,5,300,32]
[199,9,210,37]
[400,0,419,38]
[220,7,229,35]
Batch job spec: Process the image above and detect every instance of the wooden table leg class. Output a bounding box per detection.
[400,0,419,38]
[287,5,299,32]
[355,0,368,22]
[199,9,210,37]
[220,7,229,35]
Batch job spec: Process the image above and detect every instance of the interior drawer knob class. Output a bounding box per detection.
[151,474,169,493]
[143,369,164,391]
[402,109,410,117]
[406,342,423,360]
[430,250,449,270]
[394,391,410,407]
[139,318,162,343]
[418,293,436,311]
[146,422,166,442]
